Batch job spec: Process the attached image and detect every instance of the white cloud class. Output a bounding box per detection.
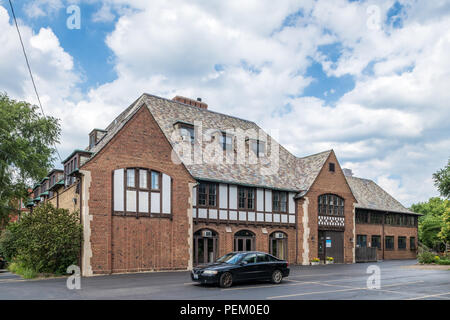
[1,0,449,207]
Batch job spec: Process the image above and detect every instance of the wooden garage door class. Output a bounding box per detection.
[323,231,344,263]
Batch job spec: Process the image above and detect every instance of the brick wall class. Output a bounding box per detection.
[81,106,195,274]
[356,223,417,260]
[48,184,80,213]
[296,151,357,264]
[193,223,297,263]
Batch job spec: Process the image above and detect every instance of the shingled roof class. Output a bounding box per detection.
[345,176,417,215]
[86,93,331,193]
[83,93,413,215]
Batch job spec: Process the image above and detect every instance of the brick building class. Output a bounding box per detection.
[29,93,420,276]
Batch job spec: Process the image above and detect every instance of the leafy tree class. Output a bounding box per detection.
[411,197,450,251]
[433,158,450,199]
[0,93,60,226]
[438,207,450,246]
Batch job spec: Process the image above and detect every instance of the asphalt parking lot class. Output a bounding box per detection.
[0,260,448,300]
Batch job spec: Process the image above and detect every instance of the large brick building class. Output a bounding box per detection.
[27,93,420,276]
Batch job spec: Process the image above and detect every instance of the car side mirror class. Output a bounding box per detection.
[240,261,248,266]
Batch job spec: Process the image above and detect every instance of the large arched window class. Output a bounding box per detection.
[318,194,344,216]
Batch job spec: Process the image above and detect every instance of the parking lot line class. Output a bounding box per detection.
[267,287,366,299]
[266,280,426,299]
[407,292,450,300]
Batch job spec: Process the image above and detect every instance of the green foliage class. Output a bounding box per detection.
[410,197,449,217]
[419,215,445,250]
[417,251,439,264]
[437,259,450,265]
[0,203,82,276]
[438,207,450,244]
[433,158,450,199]
[411,197,450,251]
[0,93,61,226]
[8,261,37,279]
[0,222,20,261]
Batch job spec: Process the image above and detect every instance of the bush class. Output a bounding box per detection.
[437,259,450,265]
[8,261,37,279]
[0,203,82,276]
[0,223,20,261]
[417,251,439,264]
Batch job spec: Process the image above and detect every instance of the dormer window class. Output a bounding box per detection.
[89,129,107,149]
[220,133,233,151]
[180,125,194,143]
[62,150,93,187]
[89,134,95,149]
[249,139,265,157]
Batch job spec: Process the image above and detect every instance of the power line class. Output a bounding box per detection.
[8,0,63,163]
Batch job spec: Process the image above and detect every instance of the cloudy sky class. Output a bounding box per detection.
[0,0,449,206]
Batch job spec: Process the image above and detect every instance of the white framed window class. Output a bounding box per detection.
[113,168,171,216]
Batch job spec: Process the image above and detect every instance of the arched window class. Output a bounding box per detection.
[269,231,288,260]
[318,194,344,216]
[234,230,255,251]
[193,229,218,265]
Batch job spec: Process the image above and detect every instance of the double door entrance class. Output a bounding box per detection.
[193,230,218,265]
[318,230,344,263]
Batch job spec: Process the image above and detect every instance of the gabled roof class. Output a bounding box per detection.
[345,176,418,215]
[86,93,330,192]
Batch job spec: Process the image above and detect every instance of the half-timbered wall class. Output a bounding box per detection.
[193,183,296,226]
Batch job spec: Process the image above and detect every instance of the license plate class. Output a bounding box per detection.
[193,273,198,279]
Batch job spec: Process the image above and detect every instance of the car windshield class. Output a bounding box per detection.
[216,253,244,264]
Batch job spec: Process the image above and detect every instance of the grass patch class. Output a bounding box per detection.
[8,262,37,279]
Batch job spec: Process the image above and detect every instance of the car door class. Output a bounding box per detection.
[256,253,272,279]
[236,253,261,281]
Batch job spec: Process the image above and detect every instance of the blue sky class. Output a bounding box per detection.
[0,0,449,206]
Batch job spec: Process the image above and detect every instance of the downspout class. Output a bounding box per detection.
[295,198,299,265]
[78,175,83,273]
[382,211,386,260]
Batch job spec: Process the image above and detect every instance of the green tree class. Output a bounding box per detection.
[433,158,450,199]
[438,207,450,246]
[411,197,450,251]
[0,93,60,226]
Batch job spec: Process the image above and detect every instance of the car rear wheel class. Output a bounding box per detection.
[271,270,283,284]
[219,272,233,288]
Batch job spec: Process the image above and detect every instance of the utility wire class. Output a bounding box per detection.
[8,0,63,162]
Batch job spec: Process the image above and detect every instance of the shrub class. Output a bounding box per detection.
[0,223,20,261]
[1,203,82,276]
[418,251,439,264]
[437,259,450,265]
[8,261,37,279]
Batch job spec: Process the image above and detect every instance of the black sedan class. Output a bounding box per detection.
[191,251,290,288]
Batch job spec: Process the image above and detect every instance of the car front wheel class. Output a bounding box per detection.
[219,272,233,288]
[271,270,283,284]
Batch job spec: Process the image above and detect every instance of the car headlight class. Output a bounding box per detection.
[203,270,218,275]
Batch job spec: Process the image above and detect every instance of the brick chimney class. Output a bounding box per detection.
[172,96,208,109]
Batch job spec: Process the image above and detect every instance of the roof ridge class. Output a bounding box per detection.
[143,93,256,124]
[297,149,333,159]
